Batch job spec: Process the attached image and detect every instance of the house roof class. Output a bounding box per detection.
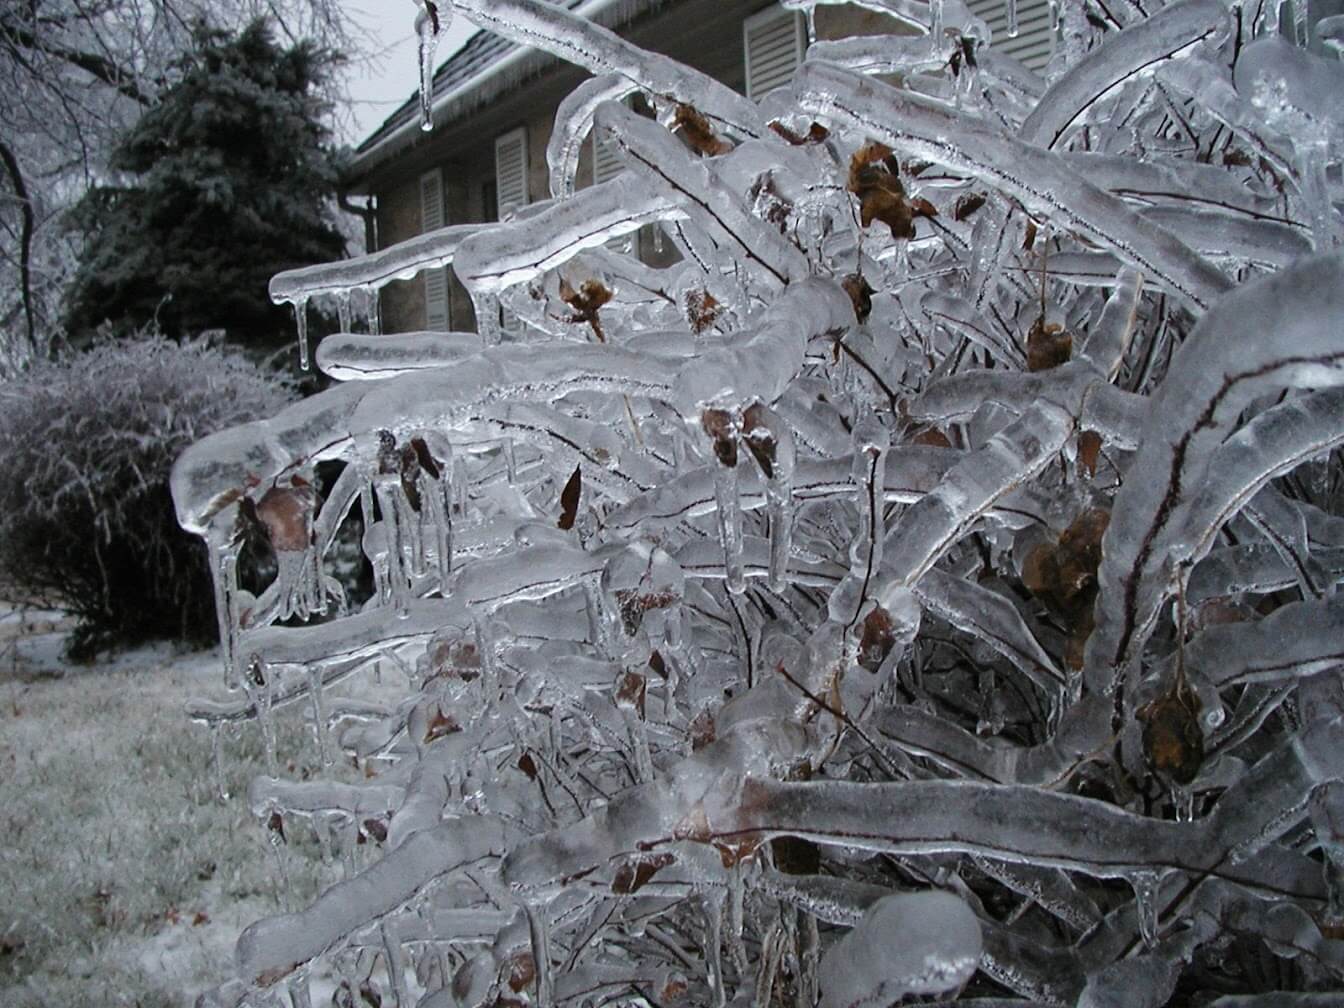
[350,0,673,181]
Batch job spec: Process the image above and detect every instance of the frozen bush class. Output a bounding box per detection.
[0,334,292,658]
[174,2,1344,1006]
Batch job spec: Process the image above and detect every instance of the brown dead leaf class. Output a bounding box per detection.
[857,605,896,672]
[1027,316,1072,371]
[559,277,613,343]
[685,288,721,334]
[701,408,738,468]
[557,465,581,530]
[424,705,460,743]
[255,482,319,553]
[849,142,913,239]
[1078,430,1102,477]
[841,273,874,324]
[614,669,647,719]
[768,120,830,145]
[1139,677,1204,786]
[673,103,732,156]
[611,852,675,894]
[953,192,986,220]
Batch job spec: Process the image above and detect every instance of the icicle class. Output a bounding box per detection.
[265,806,293,911]
[701,891,728,1008]
[415,6,440,133]
[364,286,382,335]
[714,457,746,595]
[286,972,313,1008]
[474,292,503,346]
[1048,0,1059,32]
[243,659,279,778]
[799,910,820,1007]
[307,665,332,767]
[381,918,410,1008]
[1172,783,1195,823]
[210,722,230,802]
[524,901,554,1007]
[727,861,749,974]
[294,298,311,371]
[503,438,517,484]
[374,480,412,619]
[741,403,795,593]
[930,0,945,51]
[336,289,353,334]
[206,533,242,688]
[828,418,887,625]
[1007,0,1019,37]
[651,222,666,255]
[1129,871,1160,949]
[584,577,616,656]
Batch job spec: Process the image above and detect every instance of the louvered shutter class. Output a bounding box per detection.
[592,125,624,185]
[494,129,529,335]
[494,127,529,218]
[420,168,449,331]
[744,5,806,101]
[968,0,1055,72]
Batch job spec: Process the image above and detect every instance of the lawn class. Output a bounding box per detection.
[0,620,327,1007]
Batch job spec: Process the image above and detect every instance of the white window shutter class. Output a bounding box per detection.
[592,126,624,186]
[420,168,449,331]
[493,129,529,336]
[967,0,1055,72]
[494,127,529,219]
[744,5,806,101]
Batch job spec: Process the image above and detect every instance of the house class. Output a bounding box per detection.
[342,1,1055,336]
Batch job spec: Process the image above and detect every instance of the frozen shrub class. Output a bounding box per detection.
[174,2,1344,1007]
[0,334,292,658]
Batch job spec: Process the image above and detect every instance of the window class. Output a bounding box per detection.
[744,4,807,101]
[419,168,449,331]
[967,0,1055,72]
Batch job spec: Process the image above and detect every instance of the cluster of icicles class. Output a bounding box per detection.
[173,1,1344,1006]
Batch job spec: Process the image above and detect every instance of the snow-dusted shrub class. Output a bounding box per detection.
[0,334,292,658]
[173,2,1344,1006]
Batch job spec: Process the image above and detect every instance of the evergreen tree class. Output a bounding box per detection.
[63,19,347,350]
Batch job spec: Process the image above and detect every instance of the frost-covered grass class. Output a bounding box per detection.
[0,639,325,1007]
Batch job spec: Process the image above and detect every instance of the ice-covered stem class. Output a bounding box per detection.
[234,816,512,989]
[1018,0,1229,150]
[446,0,765,140]
[1084,251,1344,699]
[170,345,682,532]
[270,224,479,304]
[453,174,684,295]
[792,60,1232,312]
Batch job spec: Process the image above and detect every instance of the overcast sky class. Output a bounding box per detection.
[338,1,479,145]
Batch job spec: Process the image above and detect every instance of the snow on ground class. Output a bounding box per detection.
[0,613,341,1007]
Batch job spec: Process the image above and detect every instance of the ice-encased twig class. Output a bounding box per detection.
[453,174,684,295]
[720,776,1326,894]
[269,225,481,305]
[233,815,512,987]
[314,331,484,381]
[447,0,764,140]
[793,60,1232,312]
[1019,0,1228,149]
[1086,251,1344,697]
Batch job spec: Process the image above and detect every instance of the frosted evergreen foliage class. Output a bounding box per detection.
[173,1,1344,1005]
